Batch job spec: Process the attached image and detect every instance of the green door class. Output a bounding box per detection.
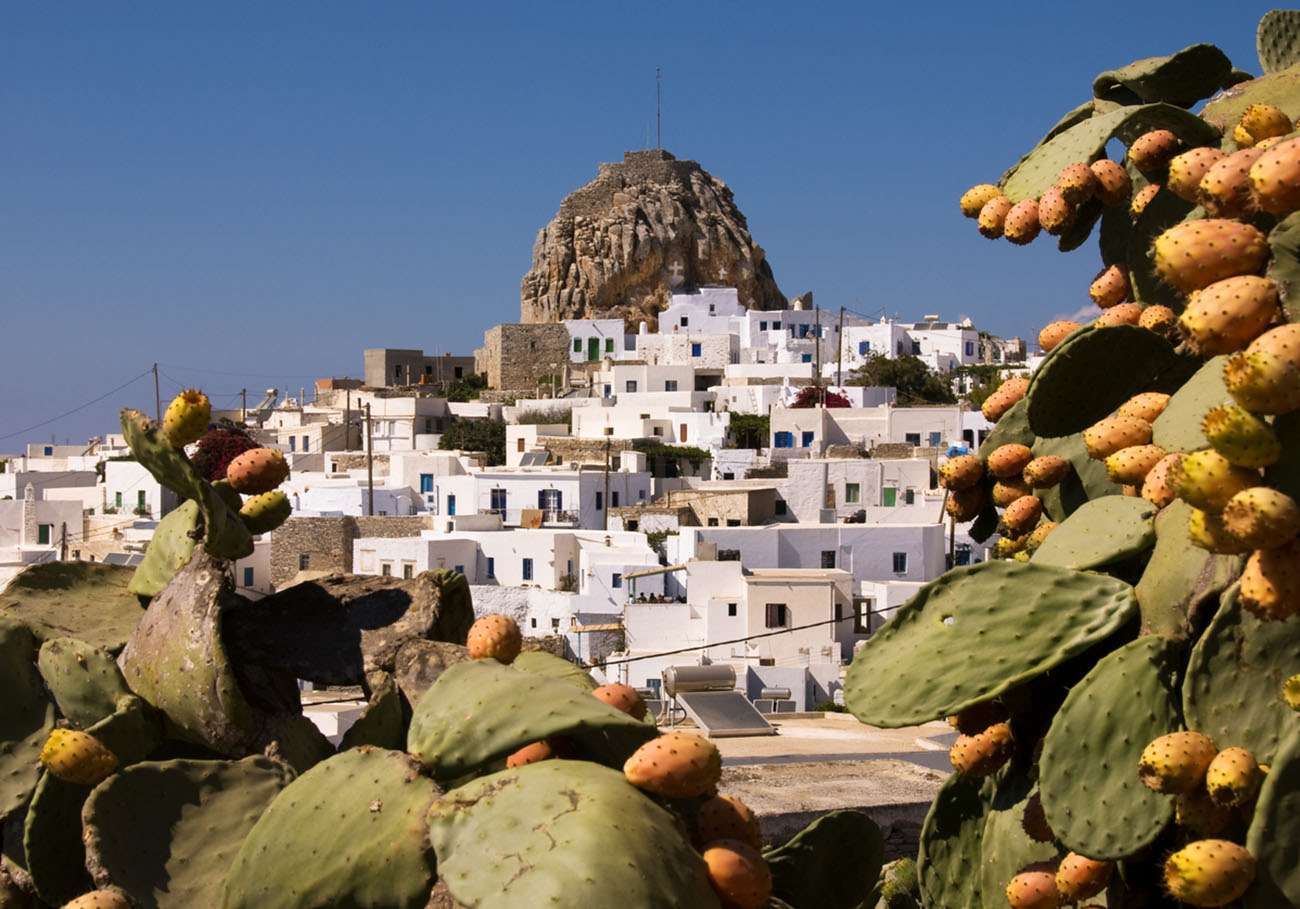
[882,487,897,507]
[587,338,600,361]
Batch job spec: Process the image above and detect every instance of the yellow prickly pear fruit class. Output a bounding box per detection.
[1141,453,1181,508]
[1224,351,1300,414]
[1117,391,1170,424]
[1105,444,1167,485]
[1167,147,1225,202]
[700,840,771,909]
[1138,731,1217,794]
[1246,323,1300,369]
[1249,135,1300,216]
[948,700,1008,735]
[1095,302,1143,327]
[1199,147,1265,218]
[1038,321,1078,353]
[1222,487,1300,549]
[1175,786,1234,836]
[161,389,211,448]
[960,183,1002,218]
[1240,537,1300,620]
[1128,129,1180,173]
[465,613,523,663]
[1003,199,1041,245]
[1138,304,1178,337]
[1090,158,1132,205]
[1239,103,1292,145]
[1163,839,1256,907]
[1233,122,1256,148]
[238,490,292,535]
[1204,746,1263,807]
[1178,276,1279,356]
[623,731,722,798]
[1283,673,1300,710]
[1083,416,1152,460]
[1168,449,1258,512]
[1129,182,1160,218]
[978,195,1013,239]
[938,454,983,491]
[40,728,118,786]
[1187,508,1252,555]
[1088,263,1130,308]
[1151,219,1269,294]
[987,443,1034,479]
[1203,405,1282,468]
[1024,521,1057,553]
[1005,862,1062,909]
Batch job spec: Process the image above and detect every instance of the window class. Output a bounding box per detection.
[538,489,562,512]
[425,418,433,433]
[965,341,975,356]
[403,564,413,579]
[719,549,741,561]
[517,437,526,452]
[859,341,870,355]
[611,491,620,507]
[394,366,402,379]
[801,354,812,363]
[37,524,52,545]
[773,321,781,330]
[552,618,561,631]
[801,431,814,448]
[604,427,614,435]
[43,445,53,456]
[892,552,908,573]
[299,553,310,570]
[664,380,678,392]
[605,338,614,352]
[905,489,915,505]
[302,436,309,452]
[612,573,622,588]
[381,563,392,576]
[574,339,583,353]
[707,517,719,527]
[447,494,456,516]
[759,321,768,331]
[626,380,637,393]
[765,604,788,628]
[487,557,495,579]
[489,488,507,515]
[774,431,793,448]
[905,432,921,445]
[531,618,538,629]
[853,597,872,634]
[639,490,646,500]
[774,500,787,515]
[726,518,741,527]
[798,324,809,338]
[454,565,464,575]
[243,567,254,586]
[821,550,836,569]
[420,473,434,493]
[883,487,897,507]
[595,492,603,511]
[929,432,942,447]
[115,492,122,508]
[289,437,296,452]
[603,385,612,398]
[522,558,533,580]
[722,472,734,480]
[727,603,737,616]
[680,317,689,327]
[845,483,861,503]
[691,343,702,357]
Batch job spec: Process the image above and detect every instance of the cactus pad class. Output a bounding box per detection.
[1038,637,1179,859]
[1244,725,1300,906]
[22,772,94,906]
[1268,212,1300,324]
[976,770,1060,903]
[843,561,1138,727]
[1135,499,1242,641]
[1031,431,1121,522]
[222,747,439,909]
[0,562,142,654]
[338,670,405,751]
[1184,583,1300,765]
[0,619,56,823]
[83,756,291,908]
[427,759,719,909]
[38,637,134,729]
[408,659,657,781]
[128,499,200,599]
[1201,67,1300,138]
[1092,43,1234,107]
[917,771,995,908]
[1266,411,1300,502]
[1031,495,1157,569]
[510,649,598,690]
[1025,325,1178,438]
[1151,355,1232,454]
[1258,9,1300,73]
[762,810,883,909]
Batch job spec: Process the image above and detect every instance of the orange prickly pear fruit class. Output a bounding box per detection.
[592,682,648,720]
[225,447,290,494]
[978,195,1013,239]
[1090,158,1132,205]
[623,732,722,798]
[466,614,523,664]
[700,840,771,909]
[1089,264,1130,308]
[1128,129,1180,173]
[950,721,1014,777]
[1138,731,1217,794]
[987,444,1034,479]
[1038,321,1078,353]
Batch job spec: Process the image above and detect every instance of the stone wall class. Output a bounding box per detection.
[537,436,635,466]
[476,324,572,392]
[269,515,431,588]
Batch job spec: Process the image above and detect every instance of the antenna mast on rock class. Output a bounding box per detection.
[656,67,661,149]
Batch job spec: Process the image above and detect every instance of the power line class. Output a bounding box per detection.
[0,369,153,442]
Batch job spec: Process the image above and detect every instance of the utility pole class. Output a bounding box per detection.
[365,404,374,516]
[240,389,247,424]
[152,363,161,422]
[656,68,662,149]
[814,305,822,405]
[837,306,845,387]
[602,438,611,531]
[345,391,352,449]
[59,523,67,561]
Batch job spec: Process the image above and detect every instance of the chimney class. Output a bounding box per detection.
[22,482,37,545]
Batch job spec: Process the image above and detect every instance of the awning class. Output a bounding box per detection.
[622,564,687,579]
[567,623,623,633]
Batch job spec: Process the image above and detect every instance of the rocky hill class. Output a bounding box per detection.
[520,150,786,329]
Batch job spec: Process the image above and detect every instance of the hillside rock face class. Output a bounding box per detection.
[520,150,786,329]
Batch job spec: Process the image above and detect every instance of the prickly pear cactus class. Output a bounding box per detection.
[762,810,884,909]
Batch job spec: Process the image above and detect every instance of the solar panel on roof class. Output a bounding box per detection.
[676,690,776,737]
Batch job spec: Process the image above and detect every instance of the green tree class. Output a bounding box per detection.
[847,354,957,405]
[951,364,1007,410]
[444,373,487,403]
[439,419,506,466]
[726,413,769,449]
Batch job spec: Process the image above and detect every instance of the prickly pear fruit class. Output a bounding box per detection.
[1203,405,1282,468]
[987,443,1034,478]
[1199,147,1266,218]
[225,447,290,494]
[700,840,771,909]
[1142,453,1181,508]
[39,728,118,786]
[1138,731,1218,794]
[465,614,523,664]
[695,795,762,851]
[1163,839,1256,907]
[1151,219,1269,294]
[949,721,1014,777]
[592,682,648,720]
[1055,852,1113,902]
[1239,103,1292,146]
[506,739,559,768]
[1117,391,1171,424]
[1249,136,1300,215]
[1000,495,1043,535]
[978,195,1013,239]
[1222,487,1300,549]
[960,183,1002,218]
[161,389,211,448]
[191,424,259,482]
[1096,302,1143,327]
[948,699,1008,735]
[938,454,983,490]
[1005,862,1061,909]
[1090,158,1132,205]
[623,731,722,798]
[1022,791,1054,842]
[1038,321,1079,352]
[1284,673,1300,710]
[1129,129,1179,173]
[1204,746,1263,807]
[238,489,292,534]
[945,485,986,522]
[1130,182,1161,218]
[1224,350,1300,414]
[1038,186,1074,235]
[1187,508,1252,555]
[991,476,1032,508]
[1089,264,1130,308]
[1179,275,1279,355]
[1024,521,1057,553]
[982,376,1030,422]
[1167,147,1226,202]
[1246,323,1300,368]
[1138,303,1178,336]
[62,892,131,909]
[1240,538,1300,620]
[994,535,1027,559]
[1168,449,1258,512]
[1176,786,1234,836]
[1023,455,1070,488]
[1105,444,1167,485]
[1056,162,1097,205]
[1084,416,1152,459]
[1003,199,1041,245]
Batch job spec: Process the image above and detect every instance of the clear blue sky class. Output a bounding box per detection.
[0,1,1279,445]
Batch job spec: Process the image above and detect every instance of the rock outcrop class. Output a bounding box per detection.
[520,150,786,328]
